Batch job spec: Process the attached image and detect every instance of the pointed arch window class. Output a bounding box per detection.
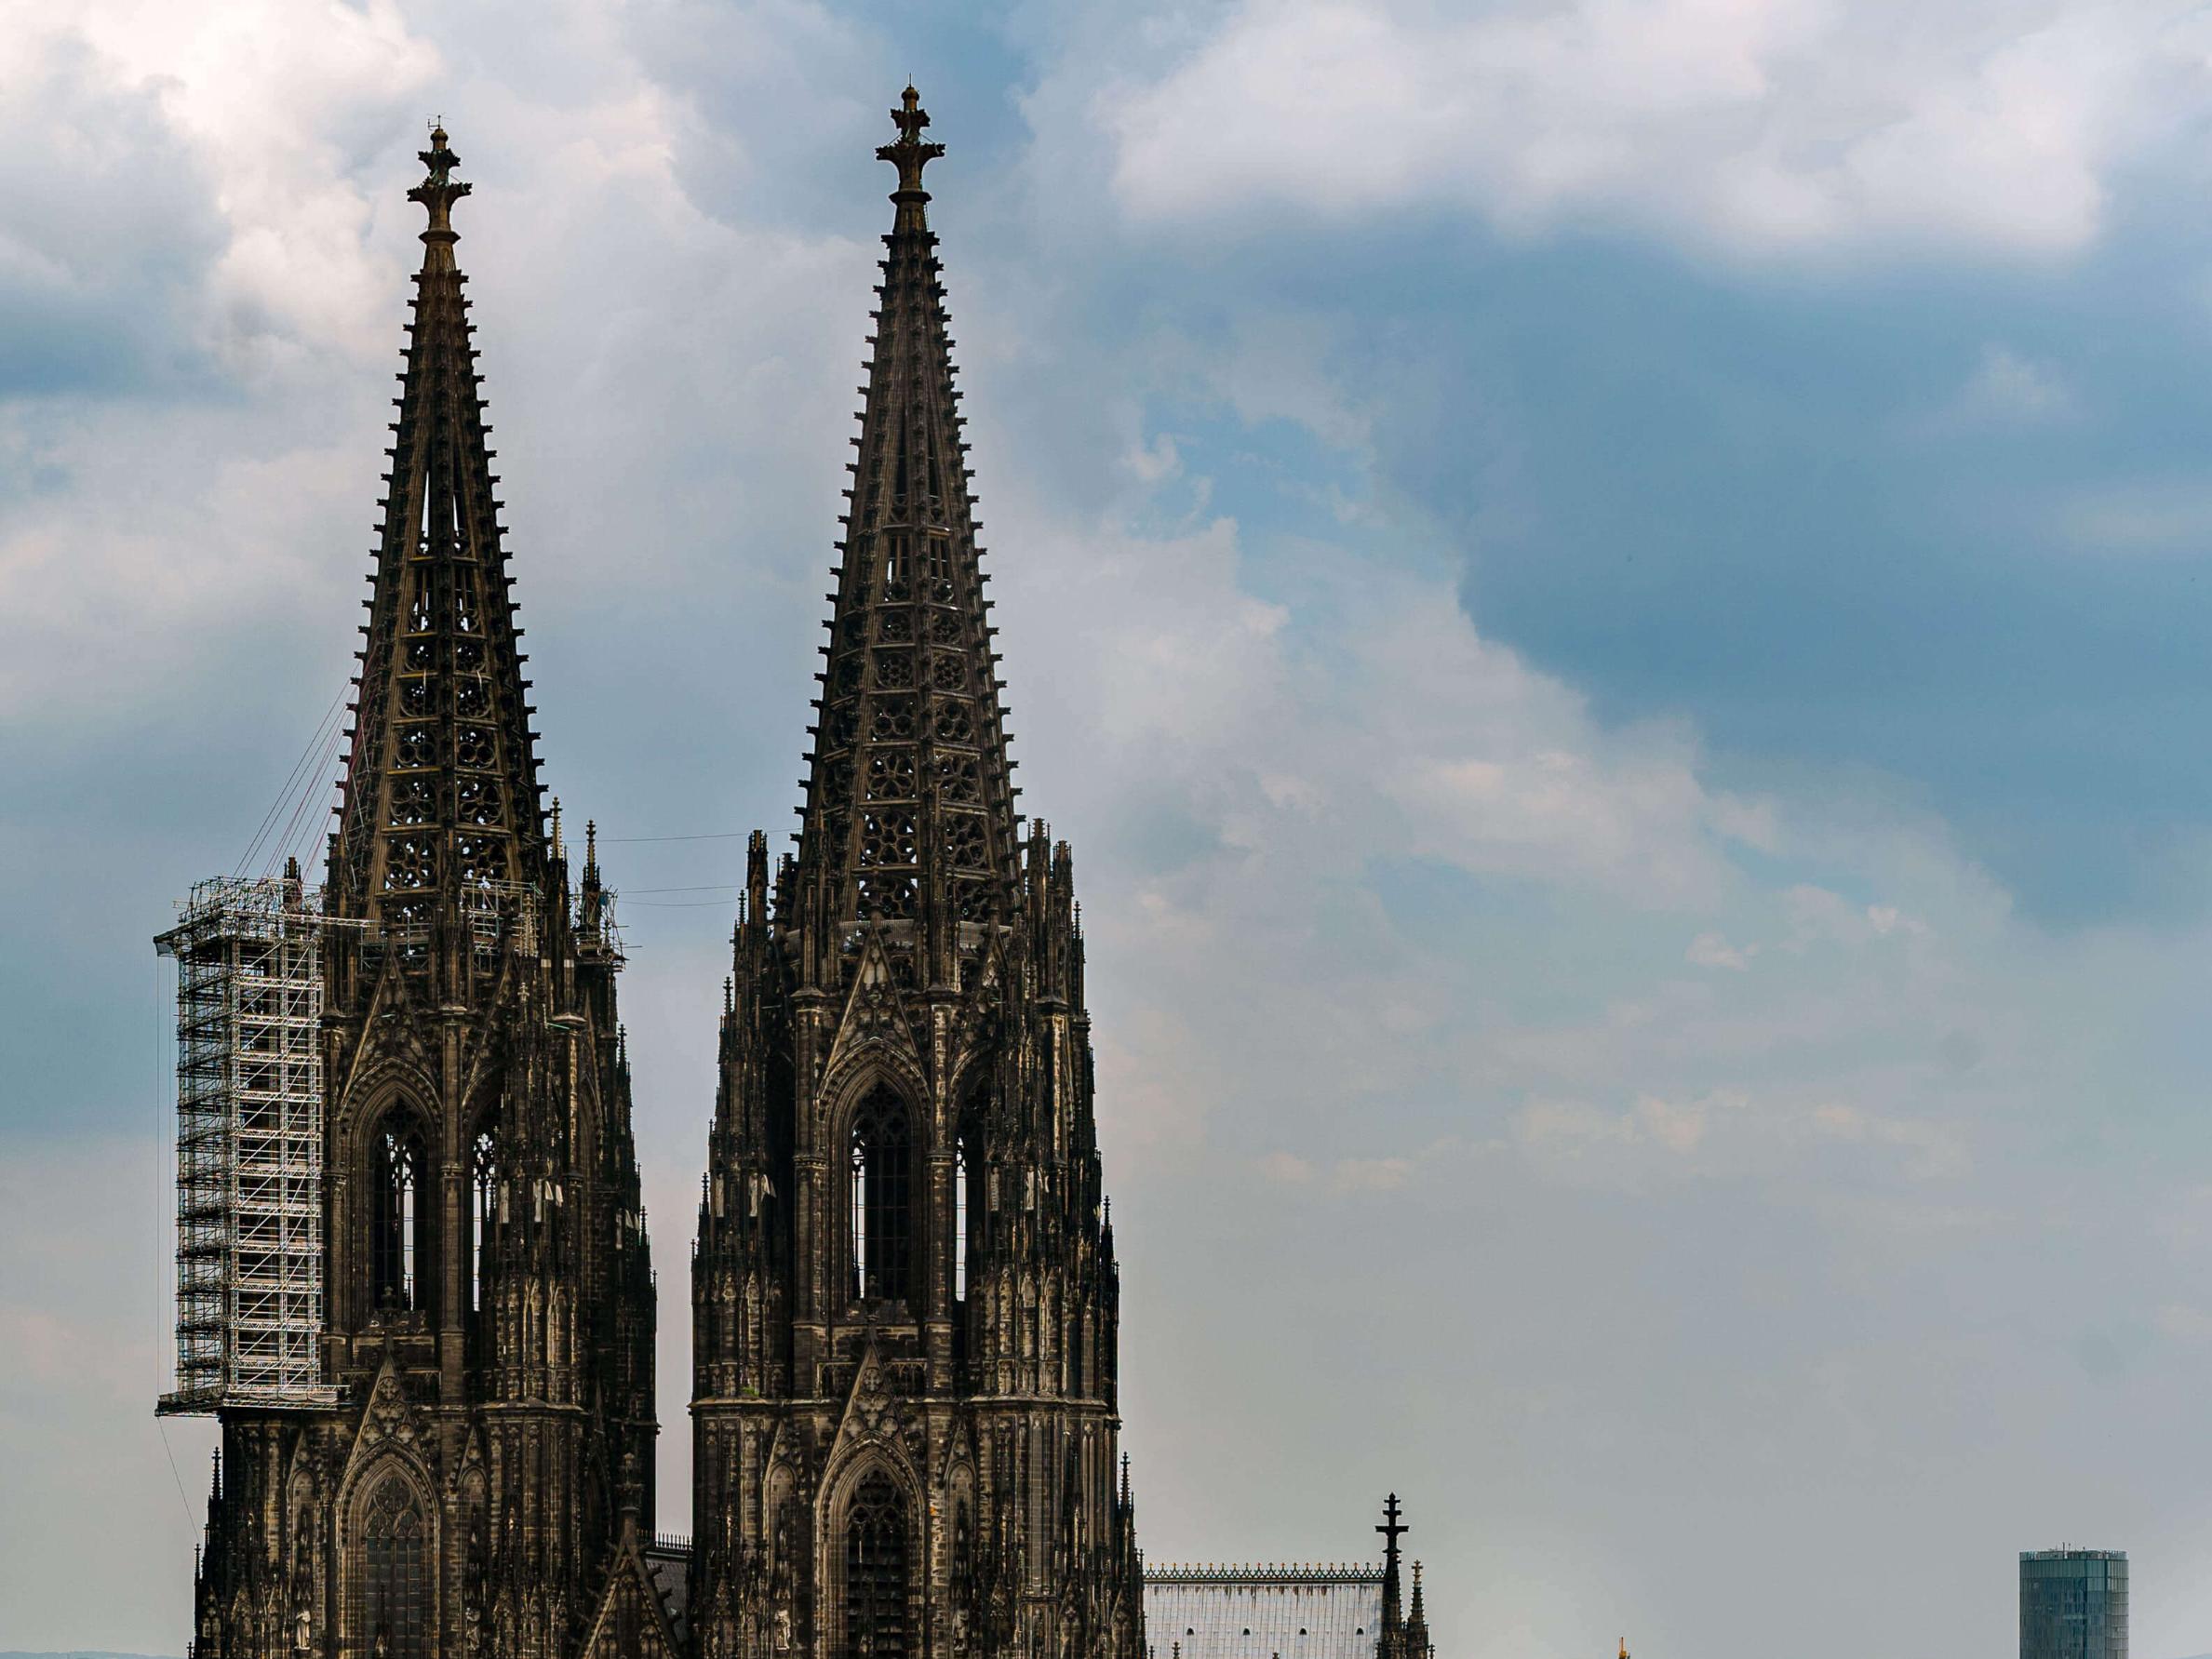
[470,1121,498,1316]
[848,1087,913,1304]
[954,1138,970,1304]
[362,1474,427,1658]
[844,1470,908,1659]
[369,1116,429,1313]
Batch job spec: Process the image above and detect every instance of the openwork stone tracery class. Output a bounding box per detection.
[180,127,659,1659]
[689,86,1144,1659]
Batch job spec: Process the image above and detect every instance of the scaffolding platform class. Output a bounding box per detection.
[155,874,338,1413]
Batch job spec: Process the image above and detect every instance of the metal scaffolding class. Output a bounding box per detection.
[156,875,337,1412]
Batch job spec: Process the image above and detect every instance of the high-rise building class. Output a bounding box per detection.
[2021,1549,2128,1659]
[167,127,663,1659]
[685,86,1145,1659]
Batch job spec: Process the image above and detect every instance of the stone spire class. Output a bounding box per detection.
[1375,1494,1413,1659]
[692,90,1141,1659]
[1405,1561,1431,1659]
[794,83,1020,965]
[330,122,545,934]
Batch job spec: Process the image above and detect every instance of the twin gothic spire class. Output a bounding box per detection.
[336,93,1020,950]
[796,86,1024,935]
[332,125,546,931]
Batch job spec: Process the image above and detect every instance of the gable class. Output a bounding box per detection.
[578,1537,682,1659]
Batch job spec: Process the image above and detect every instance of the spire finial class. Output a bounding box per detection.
[409,119,471,241]
[1378,1492,1407,1555]
[878,83,945,196]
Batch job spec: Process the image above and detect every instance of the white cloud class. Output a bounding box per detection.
[1950,343,2076,425]
[18,8,2212,1659]
[1686,930,1754,970]
[1809,1102,1967,1180]
[1100,0,2212,259]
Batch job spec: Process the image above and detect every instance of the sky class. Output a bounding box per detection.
[7,0,2212,1653]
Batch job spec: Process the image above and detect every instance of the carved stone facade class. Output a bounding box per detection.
[180,87,1164,1659]
[183,128,657,1659]
[685,90,1145,1659]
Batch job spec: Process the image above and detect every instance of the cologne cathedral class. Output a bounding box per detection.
[173,126,660,1659]
[684,86,1144,1659]
[164,90,1435,1659]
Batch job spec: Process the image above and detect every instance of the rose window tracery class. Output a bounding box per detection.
[390,779,436,826]
[457,778,501,826]
[947,814,986,870]
[936,756,981,805]
[456,834,501,886]
[455,727,493,769]
[871,697,916,741]
[865,751,915,801]
[385,836,436,890]
[859,811,918,869]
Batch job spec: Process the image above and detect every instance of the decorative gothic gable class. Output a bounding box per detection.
[823,930,925,1087]
[580,1534,683,1659]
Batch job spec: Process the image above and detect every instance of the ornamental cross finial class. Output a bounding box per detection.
[1377,1492,1407,1553]
[878,83,945,194]
[409,119,471,236]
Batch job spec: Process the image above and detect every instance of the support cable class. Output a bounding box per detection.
[234,686,347,877]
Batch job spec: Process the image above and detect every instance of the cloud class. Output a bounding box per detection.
[1686,930,1754,970]
[1944,343,2077,426]
[1517,1091,1720,1162]
[1100,0,2212,259]
[18,8,2212,1659]
[1809,1102,1967,1181]
[2055,478,2212,554]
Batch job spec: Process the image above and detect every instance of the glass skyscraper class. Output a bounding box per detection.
[2021,1549,2128,1659]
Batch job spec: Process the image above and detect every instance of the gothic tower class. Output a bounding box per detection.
[690,89,1145,1659]
[185,128,659,1659]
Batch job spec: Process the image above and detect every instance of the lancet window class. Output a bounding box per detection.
[470,1121,498,1316]
[848,1087,913,1304]
[369,1114,430,1313]
[360,1474,427,1658]
[843,1471,908,1659]
[954,1138,970,1303]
